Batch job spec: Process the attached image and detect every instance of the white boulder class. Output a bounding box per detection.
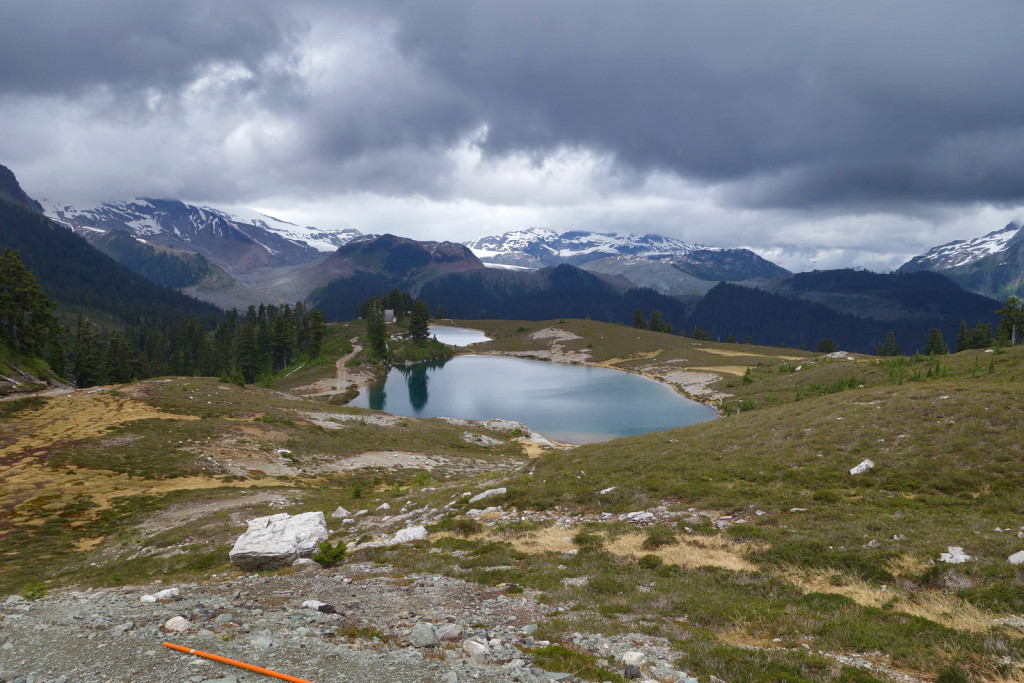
[228,512,329,571]
[939,546,971,564]
[849,459,875,475]
[140,587,180,604]
[1008,550,1024,565]
[620,651,647,667]
[331,506,351,519]
[468,488,506,504]
[163,616,190,632]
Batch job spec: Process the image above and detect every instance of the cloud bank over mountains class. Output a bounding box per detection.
[3,0,1024,272]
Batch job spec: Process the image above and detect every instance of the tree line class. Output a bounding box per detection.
[2,249,325,388]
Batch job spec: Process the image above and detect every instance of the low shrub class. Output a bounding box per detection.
[312,540,347,567]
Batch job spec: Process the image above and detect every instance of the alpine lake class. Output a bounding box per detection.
[350,326,719,444]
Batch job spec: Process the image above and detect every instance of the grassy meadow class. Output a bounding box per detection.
[3,318,1023,681]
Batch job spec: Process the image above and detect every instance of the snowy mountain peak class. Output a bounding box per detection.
[43,198,362,255]
[901,221,1024,271]
[464,228,719,269]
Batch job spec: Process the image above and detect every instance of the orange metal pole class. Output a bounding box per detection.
[162,641,315,683]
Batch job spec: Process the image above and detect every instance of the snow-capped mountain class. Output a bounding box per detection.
[465,228,789,284]
[898,221,1024,299]
[465,228,718,268]
[43,198,361,274]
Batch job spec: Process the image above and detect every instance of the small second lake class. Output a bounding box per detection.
[350,355,717,444]
[428,325,491,346]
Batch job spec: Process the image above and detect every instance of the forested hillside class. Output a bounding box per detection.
[91,231,218,289]
[685,281,1002,353]
[312,263,693,330]
[0,199,222,328]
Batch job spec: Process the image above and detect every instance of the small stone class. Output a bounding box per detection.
[849,459,875,475]
[436,624,463,641]
[410,622,438,648]
[331,506,351,519]
[621,651,646,667]
[462,638,488,656]
[163,616,190,632]
[1008,550,1024,565]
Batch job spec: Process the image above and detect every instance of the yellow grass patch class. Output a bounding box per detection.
[698,348,805,361]
[0,391,197,459]
[597,350,663,367]
[606,532,759,572]
[686,365,749,376]
[0,456,283,534]
[783,566,999,633]
[73,536,105,552]
[504,525,576,554]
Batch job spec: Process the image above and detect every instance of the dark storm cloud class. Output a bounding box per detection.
[0,0,299,95]
[375,0,1024,208]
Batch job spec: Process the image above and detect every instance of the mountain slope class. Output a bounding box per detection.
[0,173,221,327]
[465,228,789,294]
[691,270,1002,352]
[44,198,359,274]
[898,222,1024,299]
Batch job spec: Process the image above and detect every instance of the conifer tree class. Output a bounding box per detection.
[923,328,946,355]
[633,308,647,330]
[409,300,431,340]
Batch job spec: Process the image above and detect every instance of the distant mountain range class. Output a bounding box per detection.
[465,227,789,289]
[898,221,1024,300]
[2,161,1014,354]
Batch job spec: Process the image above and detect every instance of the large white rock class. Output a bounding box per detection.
[229,512,329,571]
[1008,550,1024,565]
[468,488,506,504]
[849,459,875,475]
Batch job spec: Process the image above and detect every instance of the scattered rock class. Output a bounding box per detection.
[939,546,971,564]
[599,486,616,495]
[409,622,438,648]
[462,638,488,657]
[331,506,351,519]
[624,663,643,679]
[162,616,190,632]
[468,488,506,504]
[620,651,647,668]
[1009,550,1024,565]
[229,512,329,571]
[849,459,875,475]
[436,623,463,641]
[140,587,180,603]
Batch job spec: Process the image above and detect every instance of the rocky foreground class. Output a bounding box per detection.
[0,562,697,683]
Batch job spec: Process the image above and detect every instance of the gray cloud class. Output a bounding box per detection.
[0,0,299,96]
[3,0,1024,271]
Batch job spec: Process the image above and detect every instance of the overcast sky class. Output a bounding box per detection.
[3,1,1024,272]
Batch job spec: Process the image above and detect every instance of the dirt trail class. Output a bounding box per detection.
[292,343,375,396]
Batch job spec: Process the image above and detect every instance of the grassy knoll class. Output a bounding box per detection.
[0,376,529,595]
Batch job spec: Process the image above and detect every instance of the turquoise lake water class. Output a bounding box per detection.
[350,354,717,444]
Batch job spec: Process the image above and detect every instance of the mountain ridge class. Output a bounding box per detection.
[898,221,1024,299]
